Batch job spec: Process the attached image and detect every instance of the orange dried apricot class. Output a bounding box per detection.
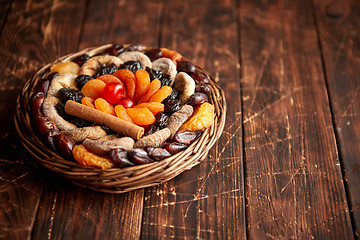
[133,69,150,102]
[126,107,156,126]
[160,48,182,63]
[81,96,95,108]
[137,79,161,104]
[134,102,164,116]
[81,79,106,99]
[114,105,134,123]
[96,74,122,84]
[50,61,80,75]
[148,86,172,103]
[73,144,114,170]
[179,102,214,131]
[94,98,116,116]
[113,69,136,100]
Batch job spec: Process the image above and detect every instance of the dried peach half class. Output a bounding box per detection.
[94,98,116,116]
[134,102,164,116]
[148,86,172,103]
[73,144,114,170]
[113,69,136,100]
[137,79,161,104]
[81,79,106,99]
[179,102,214,131]
[115,105,134,123]
[126,107,156,126]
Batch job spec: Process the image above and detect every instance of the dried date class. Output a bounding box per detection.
[128,148,153,164]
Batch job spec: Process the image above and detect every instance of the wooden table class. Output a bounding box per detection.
[1,0,359,239]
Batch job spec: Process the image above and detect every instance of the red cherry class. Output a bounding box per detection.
[103,82,126,104]
[117,98,135,108]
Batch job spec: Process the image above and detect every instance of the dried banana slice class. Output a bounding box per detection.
[152,57,177,81]
[79,55,123,76]
[118,51,152,69]
[83,137,135,155]
[42,96,77,131]
[62,126,107,143]
[47,73,78,98]
[173,72,196,103]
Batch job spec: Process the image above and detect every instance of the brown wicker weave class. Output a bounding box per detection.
[14,44,226,194]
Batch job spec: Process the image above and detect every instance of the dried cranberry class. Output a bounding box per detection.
[188,92,208,107]
[163,142,188,155]
[195,83,211,95]
[110,148,135,167]
[145,48,163,61]
[120,60,143,73]
[164,99,182,114]
[154,112,169,127]
[58,88,84,103]
[177,60,196,73]
[72,54,90,66]
[75,75,92,90]
[128,148,153,164]
[146,67,162,80]
[173,130,201,145]
[190,71,209,84]
[148,148,171,161]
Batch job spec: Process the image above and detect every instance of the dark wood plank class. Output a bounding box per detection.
[313,0,360,237]
[239,0,353,238]
[141,0,245,239]
[0,1,12,36]
[31,0,163,239]
[0,0,85,239]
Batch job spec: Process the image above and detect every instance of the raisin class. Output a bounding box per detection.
[144,124,160,136]
[58,88,84,103]
[177,60,196,73]
[73,54,90,66]
[154,112,169,127]
[120,60,143,73]
[188,92,208,107]
[145,66,162,80]
[145,48,163,61]
[75,75,92,90]
[195,83,211,95]
[109,148,135,167]
[164,99,182,114]
[163,142,188,155]
[104,44,125,56]
[172,130,201,145]
[148,147,171,161]
[128,148,153,164]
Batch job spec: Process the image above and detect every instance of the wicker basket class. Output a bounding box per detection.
[14,44,226,194]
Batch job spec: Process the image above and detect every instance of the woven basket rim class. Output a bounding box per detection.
[14,44,227,194]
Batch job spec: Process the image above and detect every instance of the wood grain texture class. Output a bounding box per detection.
[239,0,353,238]
[141,0,245,239]
[313,0,360,237]
[0,1,12,36]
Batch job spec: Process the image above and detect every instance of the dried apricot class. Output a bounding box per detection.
[114,105,134,123]
[94,98,116,116]
[50,62,80,75]
[149,86,172,103]
[133,69,150,102]
[81,79,106,99]
[73,144,114,170]
[134,102,164,115]
[137,79,161,104]
[179,102,214,131]
[96,74,122,84]
[160,48,182,64]
[113,69,136,99]
[81,96,95,108]
[126,107,156,126]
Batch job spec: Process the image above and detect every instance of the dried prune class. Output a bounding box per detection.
[164,99,182,114]
[145,48,163,61]
[104,44,125,56]
[72,54,90,66]
[128,148,153,164]
[58,88,84,102]
[110,148,135,167]
[107,63,119,75]
[55,133,75,159]
[146,66,162,80]
[95,63,118,78]
[144,125,160,136]
[162,89,179,104]
[188,92,208,107]
[100,125,116,135]
[75,75,92,90]
[55,102,94,128]
[195,83,211,95]
[163,142,188,155]
[177,60,196,73]
[159,74,172,87]
[120,60,143,73]
[148,147,171,161]
[190,71,209,84]
[173,130,201,145]
[154,112,169,127]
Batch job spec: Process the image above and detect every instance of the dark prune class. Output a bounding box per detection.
[100,125,116,135]
[105,44,125,56]
[72,54,90,66]
[190,71,209,84]
[146,66,162,80]
[128,148,153,164]
[144,124,160,136]
[154,112,169,127]
[55,102,94,128]
[58,88,84,103]
[110,148,135,167]
[120,60,143,73]
[164,99,182,114]
[145,48,163,61]
[177,60,196,73]
[108,63,119,75]
[173,130,201,145]
[55,133,75,159]
[148,147,171,161]
[94,63,118,77]
[195,83,211,95]
[159,74,172,87]
[188,92,208,107]
[75,75,92,90]
[163,142,188,155]
[162,89,179,104]
[125,44,145,52]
